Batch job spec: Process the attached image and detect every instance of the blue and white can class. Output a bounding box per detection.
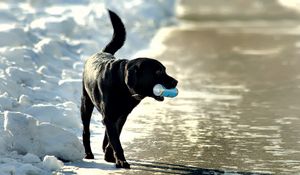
[153,84,178,98]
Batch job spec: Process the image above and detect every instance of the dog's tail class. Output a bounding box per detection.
[102,10,126,55]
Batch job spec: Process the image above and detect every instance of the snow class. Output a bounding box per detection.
[18,164,44,175]
[22,153,41,164]
[0,0,175,174]
[42,155,64,171]
[4,111,85,161]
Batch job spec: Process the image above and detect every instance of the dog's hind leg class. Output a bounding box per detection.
[102,116,126,151]
[103,131,115,163]
[103,116,127,163]
[81,86,95,159]
[103,116,130,168]
[102,132,109,152]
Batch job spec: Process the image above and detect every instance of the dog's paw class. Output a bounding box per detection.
[116,160,130,169]
[104,153,116,163]
[85,152,94,159]
[104,146,116,163]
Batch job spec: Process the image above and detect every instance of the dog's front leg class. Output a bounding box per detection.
[103,119,130,169]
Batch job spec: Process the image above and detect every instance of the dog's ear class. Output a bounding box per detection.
[125,65,138,89]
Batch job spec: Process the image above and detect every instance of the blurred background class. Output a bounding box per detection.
[124,0,300,174]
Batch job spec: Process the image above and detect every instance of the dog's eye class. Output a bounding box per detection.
[156,70,163,75]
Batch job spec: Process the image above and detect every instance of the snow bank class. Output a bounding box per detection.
[4,111,85,161]
[0,0,175,174]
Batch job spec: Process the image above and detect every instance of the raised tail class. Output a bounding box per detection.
[102,9,126,55]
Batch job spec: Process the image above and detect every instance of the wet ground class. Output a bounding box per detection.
[116,22,300,175]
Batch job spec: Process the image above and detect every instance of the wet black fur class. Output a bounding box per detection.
[81,10,178,169]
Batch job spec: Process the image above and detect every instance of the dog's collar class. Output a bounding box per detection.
[124,61,144,101]
[129,88,144,101]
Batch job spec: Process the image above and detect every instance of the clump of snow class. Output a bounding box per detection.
[25,102,81,129]
[22,153,41,164]
[0,129,13,154]
[4,111,84,161]
[0,134,6,154]
[0,92,17,111]
[18,94,32,106]
[18,164,44,175]
[0,165,16,175]
[0,155,46,175]
[0,131,10,154]
[42,155,64,171]
[0,27,33,47]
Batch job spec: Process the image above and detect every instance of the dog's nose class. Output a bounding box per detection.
[172,79,178,87]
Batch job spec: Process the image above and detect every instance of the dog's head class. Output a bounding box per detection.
[125,58,178,101]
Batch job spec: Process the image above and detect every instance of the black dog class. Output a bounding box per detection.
[81,10,178,169]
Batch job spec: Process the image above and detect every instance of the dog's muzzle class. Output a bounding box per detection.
[154,96,164,101]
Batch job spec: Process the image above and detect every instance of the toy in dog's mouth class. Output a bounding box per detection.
[153,84,178,102]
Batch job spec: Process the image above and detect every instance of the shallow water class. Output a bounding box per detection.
[118,24,300,174]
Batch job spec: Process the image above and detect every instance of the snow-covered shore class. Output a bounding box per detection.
[0,0,175,174]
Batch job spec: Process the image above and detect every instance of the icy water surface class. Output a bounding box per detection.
[118,24,300,174]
